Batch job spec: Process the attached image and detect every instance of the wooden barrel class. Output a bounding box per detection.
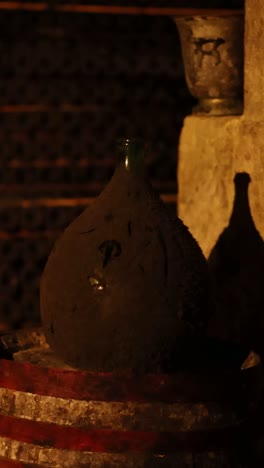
[0,329,261,467]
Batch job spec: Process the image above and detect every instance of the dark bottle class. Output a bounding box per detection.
[208,173,264,356]
[41,139,210,372]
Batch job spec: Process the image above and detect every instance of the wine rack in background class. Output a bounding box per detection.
[0,1,243,329]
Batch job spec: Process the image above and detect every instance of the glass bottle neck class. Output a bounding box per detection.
[117,139,145,173]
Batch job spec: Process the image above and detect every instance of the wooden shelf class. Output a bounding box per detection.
[0,2,243,16]
[0,193,177,207]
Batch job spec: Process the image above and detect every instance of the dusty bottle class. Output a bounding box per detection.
[41,139,210,372]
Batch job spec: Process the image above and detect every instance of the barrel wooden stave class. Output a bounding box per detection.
[0,329,260,467]
[0,387,240,432]
[0,439,243,468]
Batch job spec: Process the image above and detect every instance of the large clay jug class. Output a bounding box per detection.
[41,139,210,372]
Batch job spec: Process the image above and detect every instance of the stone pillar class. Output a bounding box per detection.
[178,0,264,258]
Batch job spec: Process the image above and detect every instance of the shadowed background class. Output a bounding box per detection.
[0,0,243,328]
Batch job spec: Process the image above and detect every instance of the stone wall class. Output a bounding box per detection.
[178,0,264,258]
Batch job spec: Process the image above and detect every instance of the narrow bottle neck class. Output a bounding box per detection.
[117,139,145,174]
